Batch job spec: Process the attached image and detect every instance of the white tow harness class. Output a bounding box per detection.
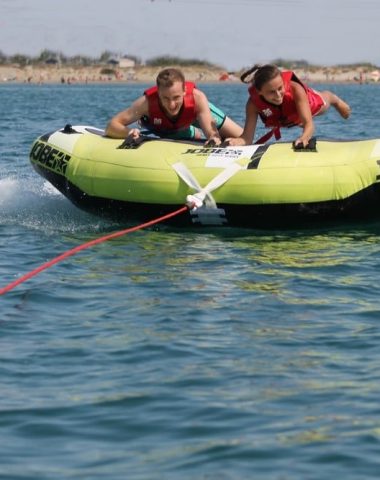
[172,161,242,225]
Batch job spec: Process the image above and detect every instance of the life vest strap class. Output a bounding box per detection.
[255,127,281,145]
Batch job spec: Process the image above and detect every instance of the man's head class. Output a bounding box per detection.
[156,68,186,117]
[156,68,185,89]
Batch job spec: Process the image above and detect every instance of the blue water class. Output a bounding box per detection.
[1,82,380,479]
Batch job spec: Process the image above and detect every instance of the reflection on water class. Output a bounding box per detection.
[2,83,380,480]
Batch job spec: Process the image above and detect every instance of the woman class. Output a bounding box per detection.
[225,64,351,147]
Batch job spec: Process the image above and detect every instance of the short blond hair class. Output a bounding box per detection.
[156,68,185,88]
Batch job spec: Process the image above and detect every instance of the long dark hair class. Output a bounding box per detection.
[240,64,281,90]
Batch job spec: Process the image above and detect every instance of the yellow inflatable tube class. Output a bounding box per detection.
[29,125,380,227]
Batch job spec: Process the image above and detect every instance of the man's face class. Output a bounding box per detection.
[158,81,185,116]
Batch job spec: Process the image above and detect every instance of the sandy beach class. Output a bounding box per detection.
[1,63,379,85]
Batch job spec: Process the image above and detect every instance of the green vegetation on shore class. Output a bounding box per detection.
[0,49,142,67]
[269,58,379,71]
[0,49,378,71]
[0,49,221,69]
[145,55,220,68]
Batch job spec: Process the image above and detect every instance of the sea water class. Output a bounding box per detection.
[1,82,380,479]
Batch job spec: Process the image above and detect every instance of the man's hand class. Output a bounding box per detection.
[204,136,221,147]
[127,128,141,140]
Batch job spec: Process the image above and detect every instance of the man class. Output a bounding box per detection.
[105,68,242,145]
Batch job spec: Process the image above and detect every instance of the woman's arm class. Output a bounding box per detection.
[292,81,314,147]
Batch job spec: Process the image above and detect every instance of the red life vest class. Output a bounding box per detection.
[142,81,197,132]
[248,71,324,142]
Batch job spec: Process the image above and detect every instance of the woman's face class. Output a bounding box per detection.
[258,74,285,105]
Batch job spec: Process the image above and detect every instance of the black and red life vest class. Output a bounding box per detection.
[142,81,197,132]
[248,71,324,142]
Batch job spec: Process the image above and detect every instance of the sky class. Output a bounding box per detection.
[0,0,379,70]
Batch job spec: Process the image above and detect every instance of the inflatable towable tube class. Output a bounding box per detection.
[29,125,380,227]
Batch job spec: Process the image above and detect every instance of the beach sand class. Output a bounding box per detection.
[1,64,379,85]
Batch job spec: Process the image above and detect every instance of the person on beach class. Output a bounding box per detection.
[224,64,351,147]
[105,67,242,145]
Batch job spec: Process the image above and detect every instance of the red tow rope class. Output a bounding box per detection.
[0,205,188,296]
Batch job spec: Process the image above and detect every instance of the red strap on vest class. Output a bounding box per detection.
[255,127,281,144]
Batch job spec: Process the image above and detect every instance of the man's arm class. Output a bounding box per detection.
[193,89,222,145]
[224,100,258,146]
[105,96,148,139]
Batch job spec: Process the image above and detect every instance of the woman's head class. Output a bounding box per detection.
[241,64,285,105]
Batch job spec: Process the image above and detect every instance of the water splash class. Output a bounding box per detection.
[0,176,115,234]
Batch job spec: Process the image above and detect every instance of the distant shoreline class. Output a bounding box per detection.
[1,64,379,85]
